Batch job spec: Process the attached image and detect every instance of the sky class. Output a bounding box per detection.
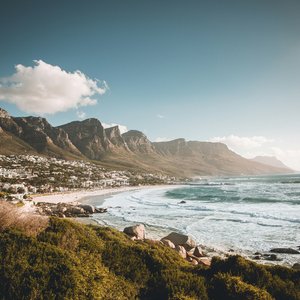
[0,0,299,170]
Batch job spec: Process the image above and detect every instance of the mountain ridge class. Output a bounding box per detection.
[250,156,291,170]
[0,108,292,176]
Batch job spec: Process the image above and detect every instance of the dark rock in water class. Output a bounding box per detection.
[292,263,300,270]
[162,232,196,251]
[228,249,235,252]
[265,254,278,261]
[179,200,186,204]
[253,256,261,260]
[270,248,300,254]
[254,252,262,255]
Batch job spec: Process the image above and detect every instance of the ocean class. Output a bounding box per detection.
[89,174,300,266]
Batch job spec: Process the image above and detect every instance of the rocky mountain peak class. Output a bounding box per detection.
[104,126,129,149]
[122,130,155,153]
[0,108,11,119]
[59,118,112,160]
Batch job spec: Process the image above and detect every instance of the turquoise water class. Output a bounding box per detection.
[91,174,300,265]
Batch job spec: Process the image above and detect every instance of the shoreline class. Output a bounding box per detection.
[32,184,180,205]
[31,183,298,268]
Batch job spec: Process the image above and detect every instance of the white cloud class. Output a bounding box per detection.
[0,60,108,114]
[76,110,86,120]
[156,114,165,119]
[102,122,128,134]
[209,134,300,170]
[210,135,273,149]
[269,147,300,171]
[155,137,173,142]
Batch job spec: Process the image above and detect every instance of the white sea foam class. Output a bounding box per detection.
[90,174,300,266]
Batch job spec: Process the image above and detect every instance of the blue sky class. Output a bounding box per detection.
[0,0,300,169]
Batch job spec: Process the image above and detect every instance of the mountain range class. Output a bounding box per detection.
[251,156,291,170]
[0,108,292,177]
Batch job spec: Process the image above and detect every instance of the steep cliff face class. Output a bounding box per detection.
[122,130,155,154]
[12,117,82,156]
[0,109,23,136]
[104,126,129,150]
[0,109,82,157]
[59,118,112,160]
[154,139,193,156]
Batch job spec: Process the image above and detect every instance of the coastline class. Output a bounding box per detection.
[32,184,180,205]
[31,180,299,268]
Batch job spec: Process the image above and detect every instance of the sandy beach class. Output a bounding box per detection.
[32,185,176,204]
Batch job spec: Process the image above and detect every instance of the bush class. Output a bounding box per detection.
[207,255,300,300]
[210,273,273,300]
[0,201,48,236]
[0,218,299,300]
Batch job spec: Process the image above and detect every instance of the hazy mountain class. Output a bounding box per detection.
[251,156,292,171]
[0,108,292,176]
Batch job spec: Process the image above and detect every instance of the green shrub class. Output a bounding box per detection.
[208,255,300,300]
[210,273,273,300]
[0,218,298,300]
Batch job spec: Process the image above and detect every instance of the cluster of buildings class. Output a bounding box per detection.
[0,155,175,200]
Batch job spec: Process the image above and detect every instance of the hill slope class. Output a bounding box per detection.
[0,214,298,300]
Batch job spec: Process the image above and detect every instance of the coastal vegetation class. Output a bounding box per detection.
[0,204,299,300]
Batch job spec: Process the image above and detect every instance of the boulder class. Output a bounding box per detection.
[265,254,278,261]
[67,206,86,215]
[270,248,300,254]
[124,224,145,240]
[79,204,95,213]
[292,263,300,270]
[161,239,176,249]
[175,245,187,259]
[162,232,196,251]
[197,257,211,267]
[193,246,204,257]
[190,258,198,265]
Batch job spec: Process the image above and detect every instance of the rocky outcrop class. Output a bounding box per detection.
[175,245,187,259]
[193,246,205,257]
[123,224,145,240]
[123,226,211,266]
[36,202,107,217]
[78,204,95,214]
[13,117,82,155]
[122,130,155,154]
[161,239,175,249]
[162,232,196,251]
[105,126,129,150]
[59,119,112,160]
[0,108,11,119]
[0,109,82,157]
[270,248,300,254]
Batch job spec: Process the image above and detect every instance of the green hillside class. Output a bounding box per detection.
[0,215,299,300]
